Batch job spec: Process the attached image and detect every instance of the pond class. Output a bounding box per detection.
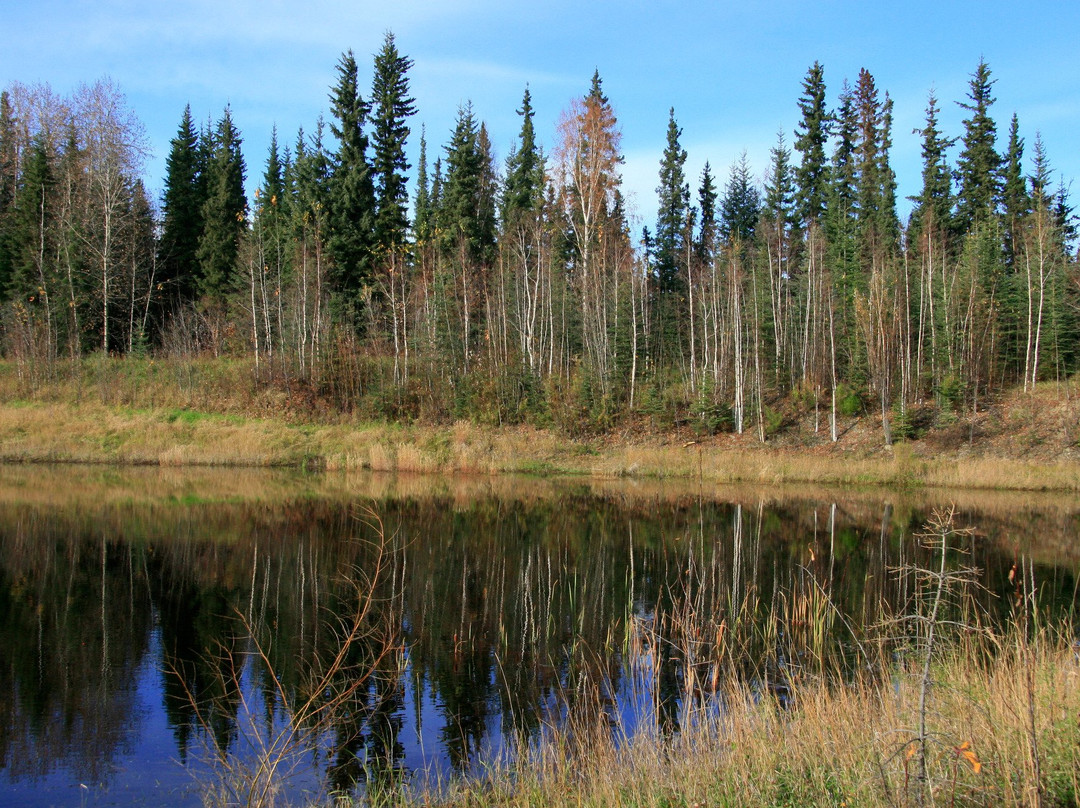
[1,465,1078,806]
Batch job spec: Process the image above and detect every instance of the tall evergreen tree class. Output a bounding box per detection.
[719,152,760,245]
[1029,132,1052,206]
[909,90,955,243]
[292,121,332,242]
[879,93,900,247]
[852,70,899,258]
[0,91,18,298]
[854,69,884,253]
[328,49,376,304]
[830,81,858,230]
[429,157,443,220]
[158,105,204,305]
[503,86,544,219]
[588,69,608,105]
[126,178,158,351]
[1026,137,1077,253]
[475,122,499,268]
[695,162,718,266]
[763,130,796,231]
[439,103,495,267]
[1052,180,1078,256]
[761,130,798,386]
[9,133,55,300]
[794,61,829,228]
[255,127,288,278]
[414,127,432,242]
[413,127,434,244]
[654,107,688,295]
[370,32,416,253]
[825,80,861,362]
[955,59,1001,231]
[196,106,246,300]
[999,113,1029,266]
[261,126,286,209]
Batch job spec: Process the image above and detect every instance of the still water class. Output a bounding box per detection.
[1,465,1078,806]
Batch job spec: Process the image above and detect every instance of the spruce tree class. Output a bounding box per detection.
[1052,181,1078,253]
[763,130,796,233]
[654,107,688,295]
[328,49,376,304]
[1026,137,1077,252]
[997,116,1032,375]
[292,121,332,247]
[761,130,797,385]
[854,69,884,256]
[9,133,54,300]
[255,127,288,288]
[852,71,899,259]
[825,80,860,360]
[999,113,1029,266]
[909,90,955,244]
[955,59,1001,231]
[475,122,499,269]
[413,127,433,244]
[503,86,544,220]
[196,106,247,300]
[588,69,608,105]
[429,156,443,219]
[1029,132,1052,206]
[719,152,760,245]
[439,103,495,267]
[371,32,416,253]
[878,93,900,249]
[261,126,286,210]
[695,162,718,266]
[794,61,829,228]
[126,179,158,352]
[158,105,204,305]
[0,91,17,299]
[830,80,858,231]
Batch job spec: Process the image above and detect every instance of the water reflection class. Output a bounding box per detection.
[0,467,1077,805]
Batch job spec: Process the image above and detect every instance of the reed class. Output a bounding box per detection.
[388,509,1078,808]
[400,627,1076,808]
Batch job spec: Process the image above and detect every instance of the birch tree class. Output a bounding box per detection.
[553,72,626,398]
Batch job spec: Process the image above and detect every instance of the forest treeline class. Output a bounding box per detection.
[0,34,1077,441]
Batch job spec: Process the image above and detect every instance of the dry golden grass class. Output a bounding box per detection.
[2,357,1080,492]
[407,631,1079,808]
[4,394,1080,495]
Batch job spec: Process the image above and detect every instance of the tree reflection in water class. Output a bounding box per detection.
[0,473,1077,805]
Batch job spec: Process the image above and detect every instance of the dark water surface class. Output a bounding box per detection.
[1,465,1078,806]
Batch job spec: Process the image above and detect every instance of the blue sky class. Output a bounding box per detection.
[4,0,1079,229]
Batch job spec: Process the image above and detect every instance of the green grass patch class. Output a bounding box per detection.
[164,408,244,426]
[165,492,246,506]
[515,460,568,477]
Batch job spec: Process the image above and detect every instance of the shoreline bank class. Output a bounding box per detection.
[2,396,1079,492]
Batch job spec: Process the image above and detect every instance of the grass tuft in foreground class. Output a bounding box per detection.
[386,627,1076,808]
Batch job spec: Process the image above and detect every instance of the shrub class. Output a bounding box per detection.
[937,374,965,412]
[835,383,865,417]
[891,403,915,441]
